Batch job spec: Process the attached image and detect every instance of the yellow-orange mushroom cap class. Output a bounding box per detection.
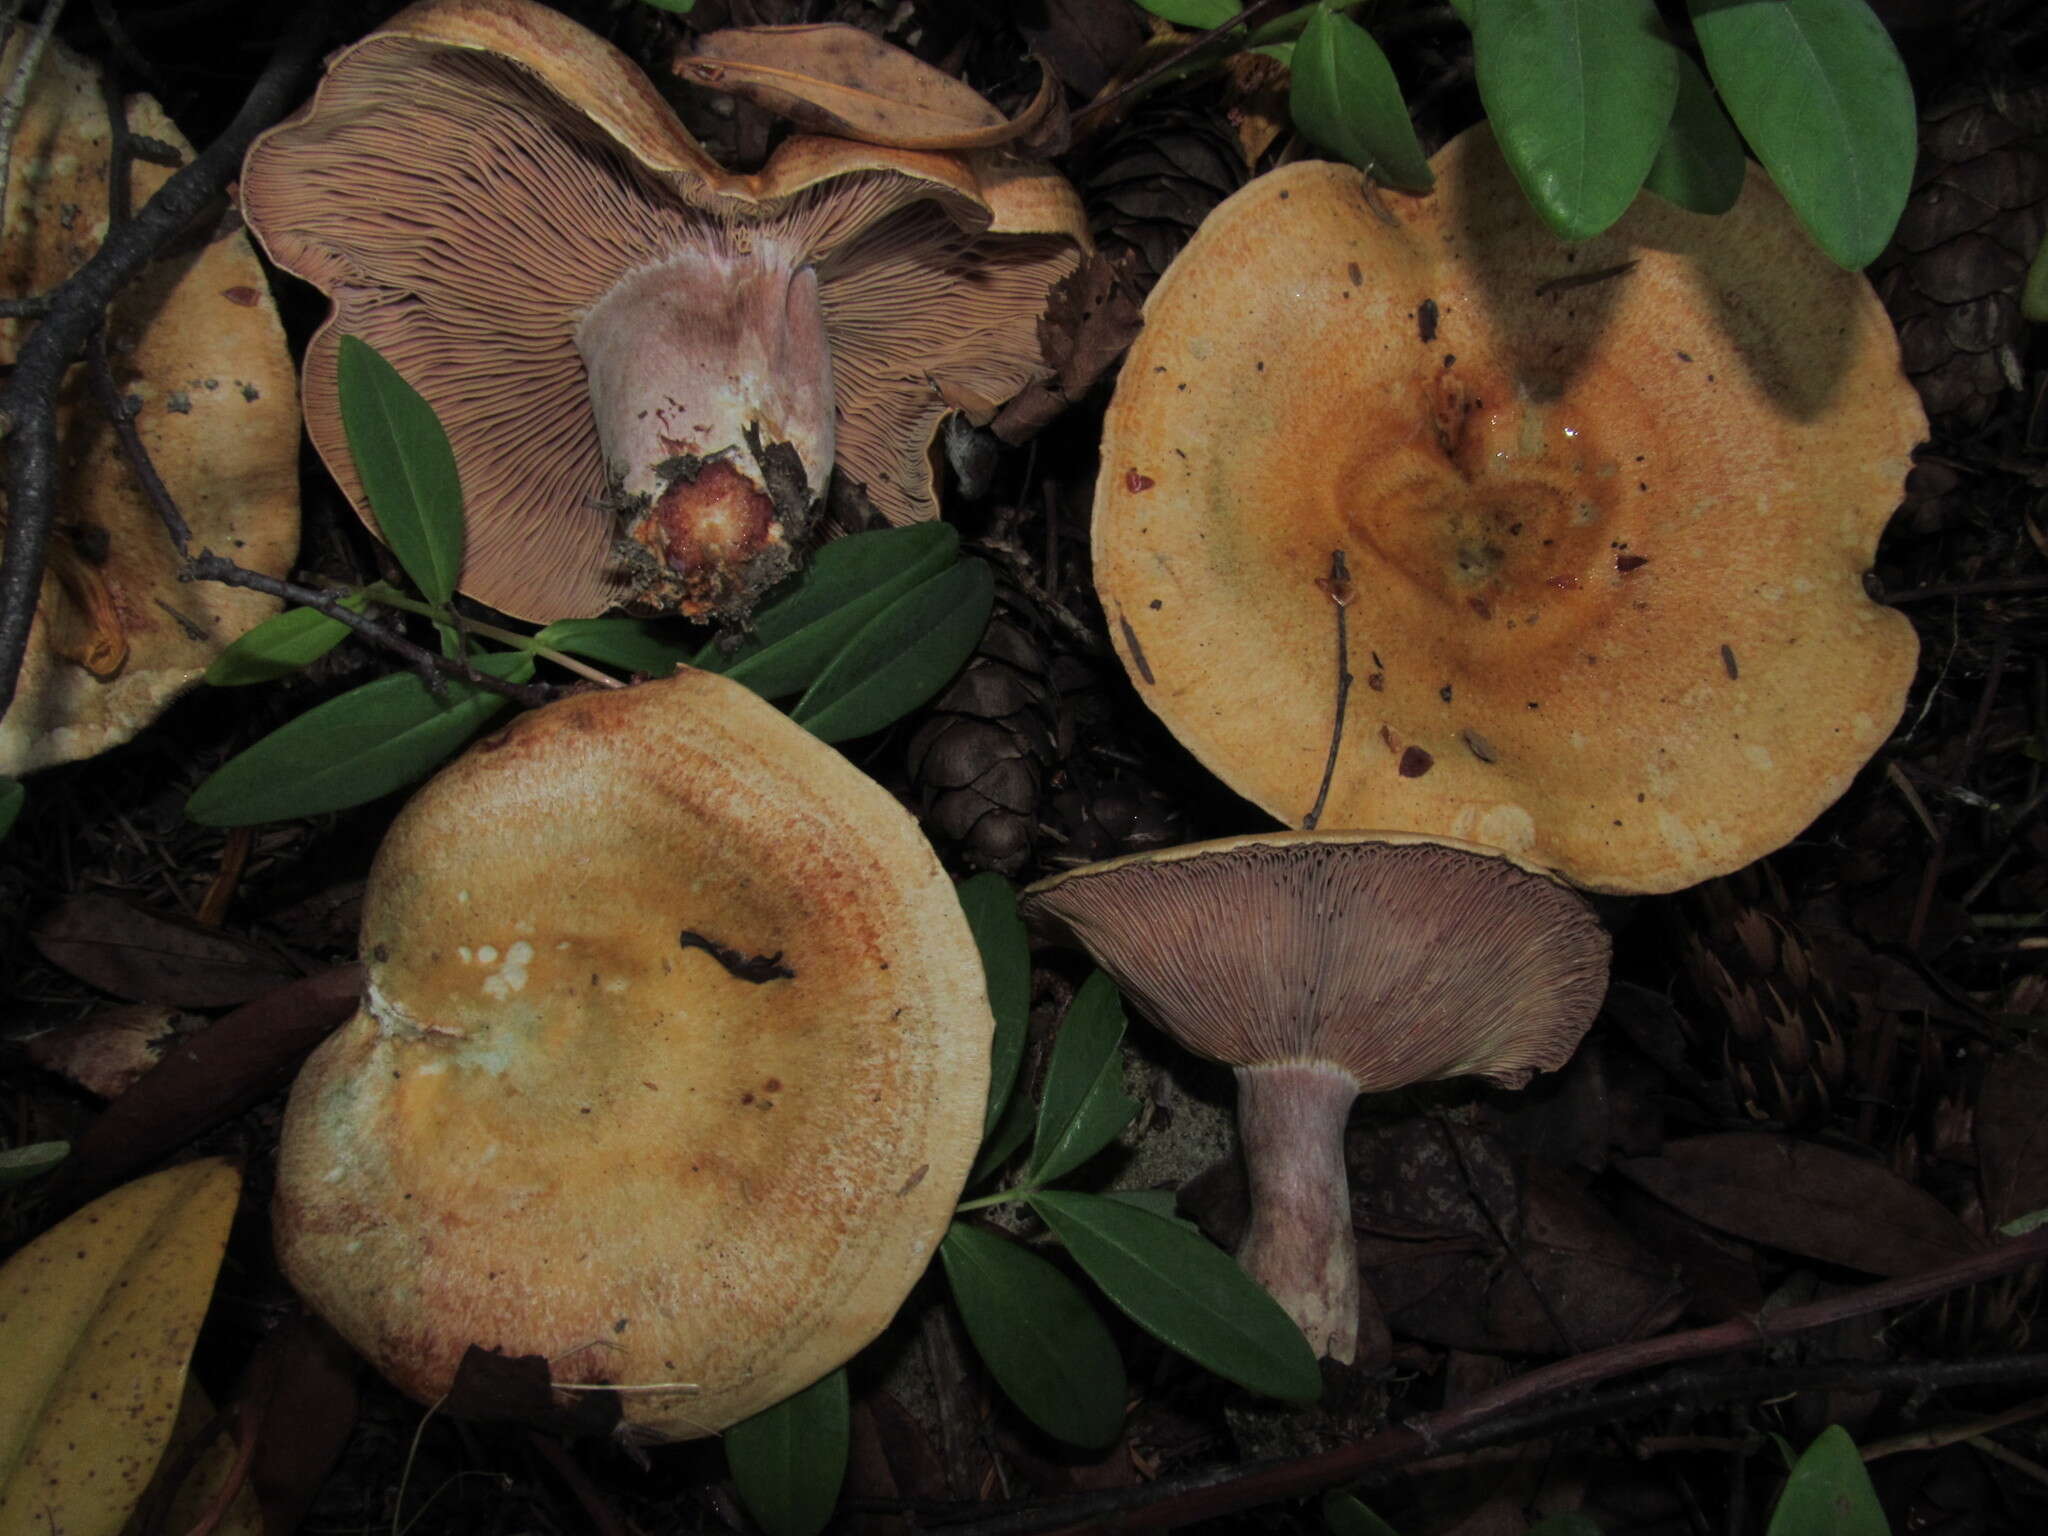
[1093,125,1925,894]
[273,670,993,1439]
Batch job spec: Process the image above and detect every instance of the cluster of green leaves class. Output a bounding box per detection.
[184,337,991,828]
[1143,0,1916,271]
[1319,1423,1891,1534]
[724,875,1320,1536]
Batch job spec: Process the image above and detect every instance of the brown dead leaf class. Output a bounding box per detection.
[33,889,301,1006]
[442,1347,623,1439]
[1615,1133,1982,1277]
[1220,49,1290,167]
[24,1003,198,1097]
[230,1313,359,1536]
[676,26,1053,151]
[1975,1046,2048,1230]
[59,964,365,1199]
[991,252,1146,443]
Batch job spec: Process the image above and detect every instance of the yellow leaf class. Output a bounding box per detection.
[0,1159,242,1536]
[119,1378,264,1536]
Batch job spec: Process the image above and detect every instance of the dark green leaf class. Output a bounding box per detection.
[790,559,993,744]
[638,0,696,13]
[1689,0,1914,269]
[1323,1491,1402,1536]
[1135,0,1239,25]
[205,587,389,686]
[1766,1424,1886,1536]
[725,1367,849,1536]
[0,776,22,843]
[1644,50,1746,216]
[1031,1190,1322,1402]
[939,1222,1126,1447]
[533,617,698,678]
[959,873,1030,1138]
[336,335,466,607]
[1102,1189,1195,1229]
[185,651,533,827]
[1031,972,1137,1185]
[1291,6,1433,192]
[698,523,957,698]
[1471,0,1678,241]
[969,1084,1037,1190]
[2023,231,2048,323]
[1528,1516,1607,1536]
[0,1141,70,1187]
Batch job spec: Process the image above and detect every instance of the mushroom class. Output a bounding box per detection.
[272,668,992,1438]
[0,34,299,775]
[1021,831,1610,1362]
[239,0,1087,623]
[1092,124,1925,894]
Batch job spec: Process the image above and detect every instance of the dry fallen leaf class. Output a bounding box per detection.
[118,1376,263,1536]
[0,1159,242,1536]
[32,890,302,1007]
[676,25,1053,151]
[1615,1133,1981,1277]
[991,252,1146,443]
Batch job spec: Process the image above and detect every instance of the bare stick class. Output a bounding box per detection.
[1303,550,1353,830]
[0,4,327,730]
[0,0,65,223]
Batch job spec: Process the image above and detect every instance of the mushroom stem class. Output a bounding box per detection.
[1233,1061,1362,1363]
[576,241,834,617]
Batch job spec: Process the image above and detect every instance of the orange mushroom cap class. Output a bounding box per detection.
[240,0,1085,623]
[273,669,993,1439]
[0,36,299,775]
[1093,125,1925,894]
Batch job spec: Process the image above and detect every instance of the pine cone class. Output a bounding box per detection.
[1679,868,1852,1130]
[1041,653,1189,867]
[906,611,1056,876]
[1875,87,2048,429]
[1080,96,1249,292]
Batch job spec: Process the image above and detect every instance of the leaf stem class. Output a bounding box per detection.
[956,1185,1036,1214]
[342,588,624,690]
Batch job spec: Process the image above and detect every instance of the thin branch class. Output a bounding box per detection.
[0,2,328,731]
[1070,0,1298,141]
[913,1225,2048,1534]
[1303,550,1353,830]
[0,0,65,224]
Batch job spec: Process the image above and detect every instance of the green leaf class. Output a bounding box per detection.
[336,334,466,607]
[1323,1490,1403,1536]
[970,1084,1037,1190]
[1765,1424,1887,1536]
[1031,1190,1322,1403]
[2024,231,2048,324]
[724,1368,848,1536]
[790,558,993,745]
[1471,0,1679,241]
[1030,972,1138,1185]
[959,873,1030,1139]
[1291,6,1433,192]
[1689,0,1914,269]
[1528,1516,1607,1536]
[0,776,21,843]
[939,1222,1126,1447]
[697,522,958,698]
[1645,50,1747,216]
[533,617,698,677]
[2000,1204,2048,1238]
[1101,1189,1196,1227]
[0,1141,68,1187]
[186,651,534,827]
[205,586,391,686]
[1134,0,1239,25]
[638,0,696,13]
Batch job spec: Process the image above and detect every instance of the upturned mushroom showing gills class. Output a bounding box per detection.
[239,0,1086,623]
[1093,123,1925,894]
[1022,832,1610,1363]
[272,670,993,1438]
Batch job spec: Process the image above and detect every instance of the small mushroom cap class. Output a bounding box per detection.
[1093,126,1925,893]
[240,0,1085,621]
[0,36,299,775]
[273,670,993,1439]
[1021,831,1610,1092]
